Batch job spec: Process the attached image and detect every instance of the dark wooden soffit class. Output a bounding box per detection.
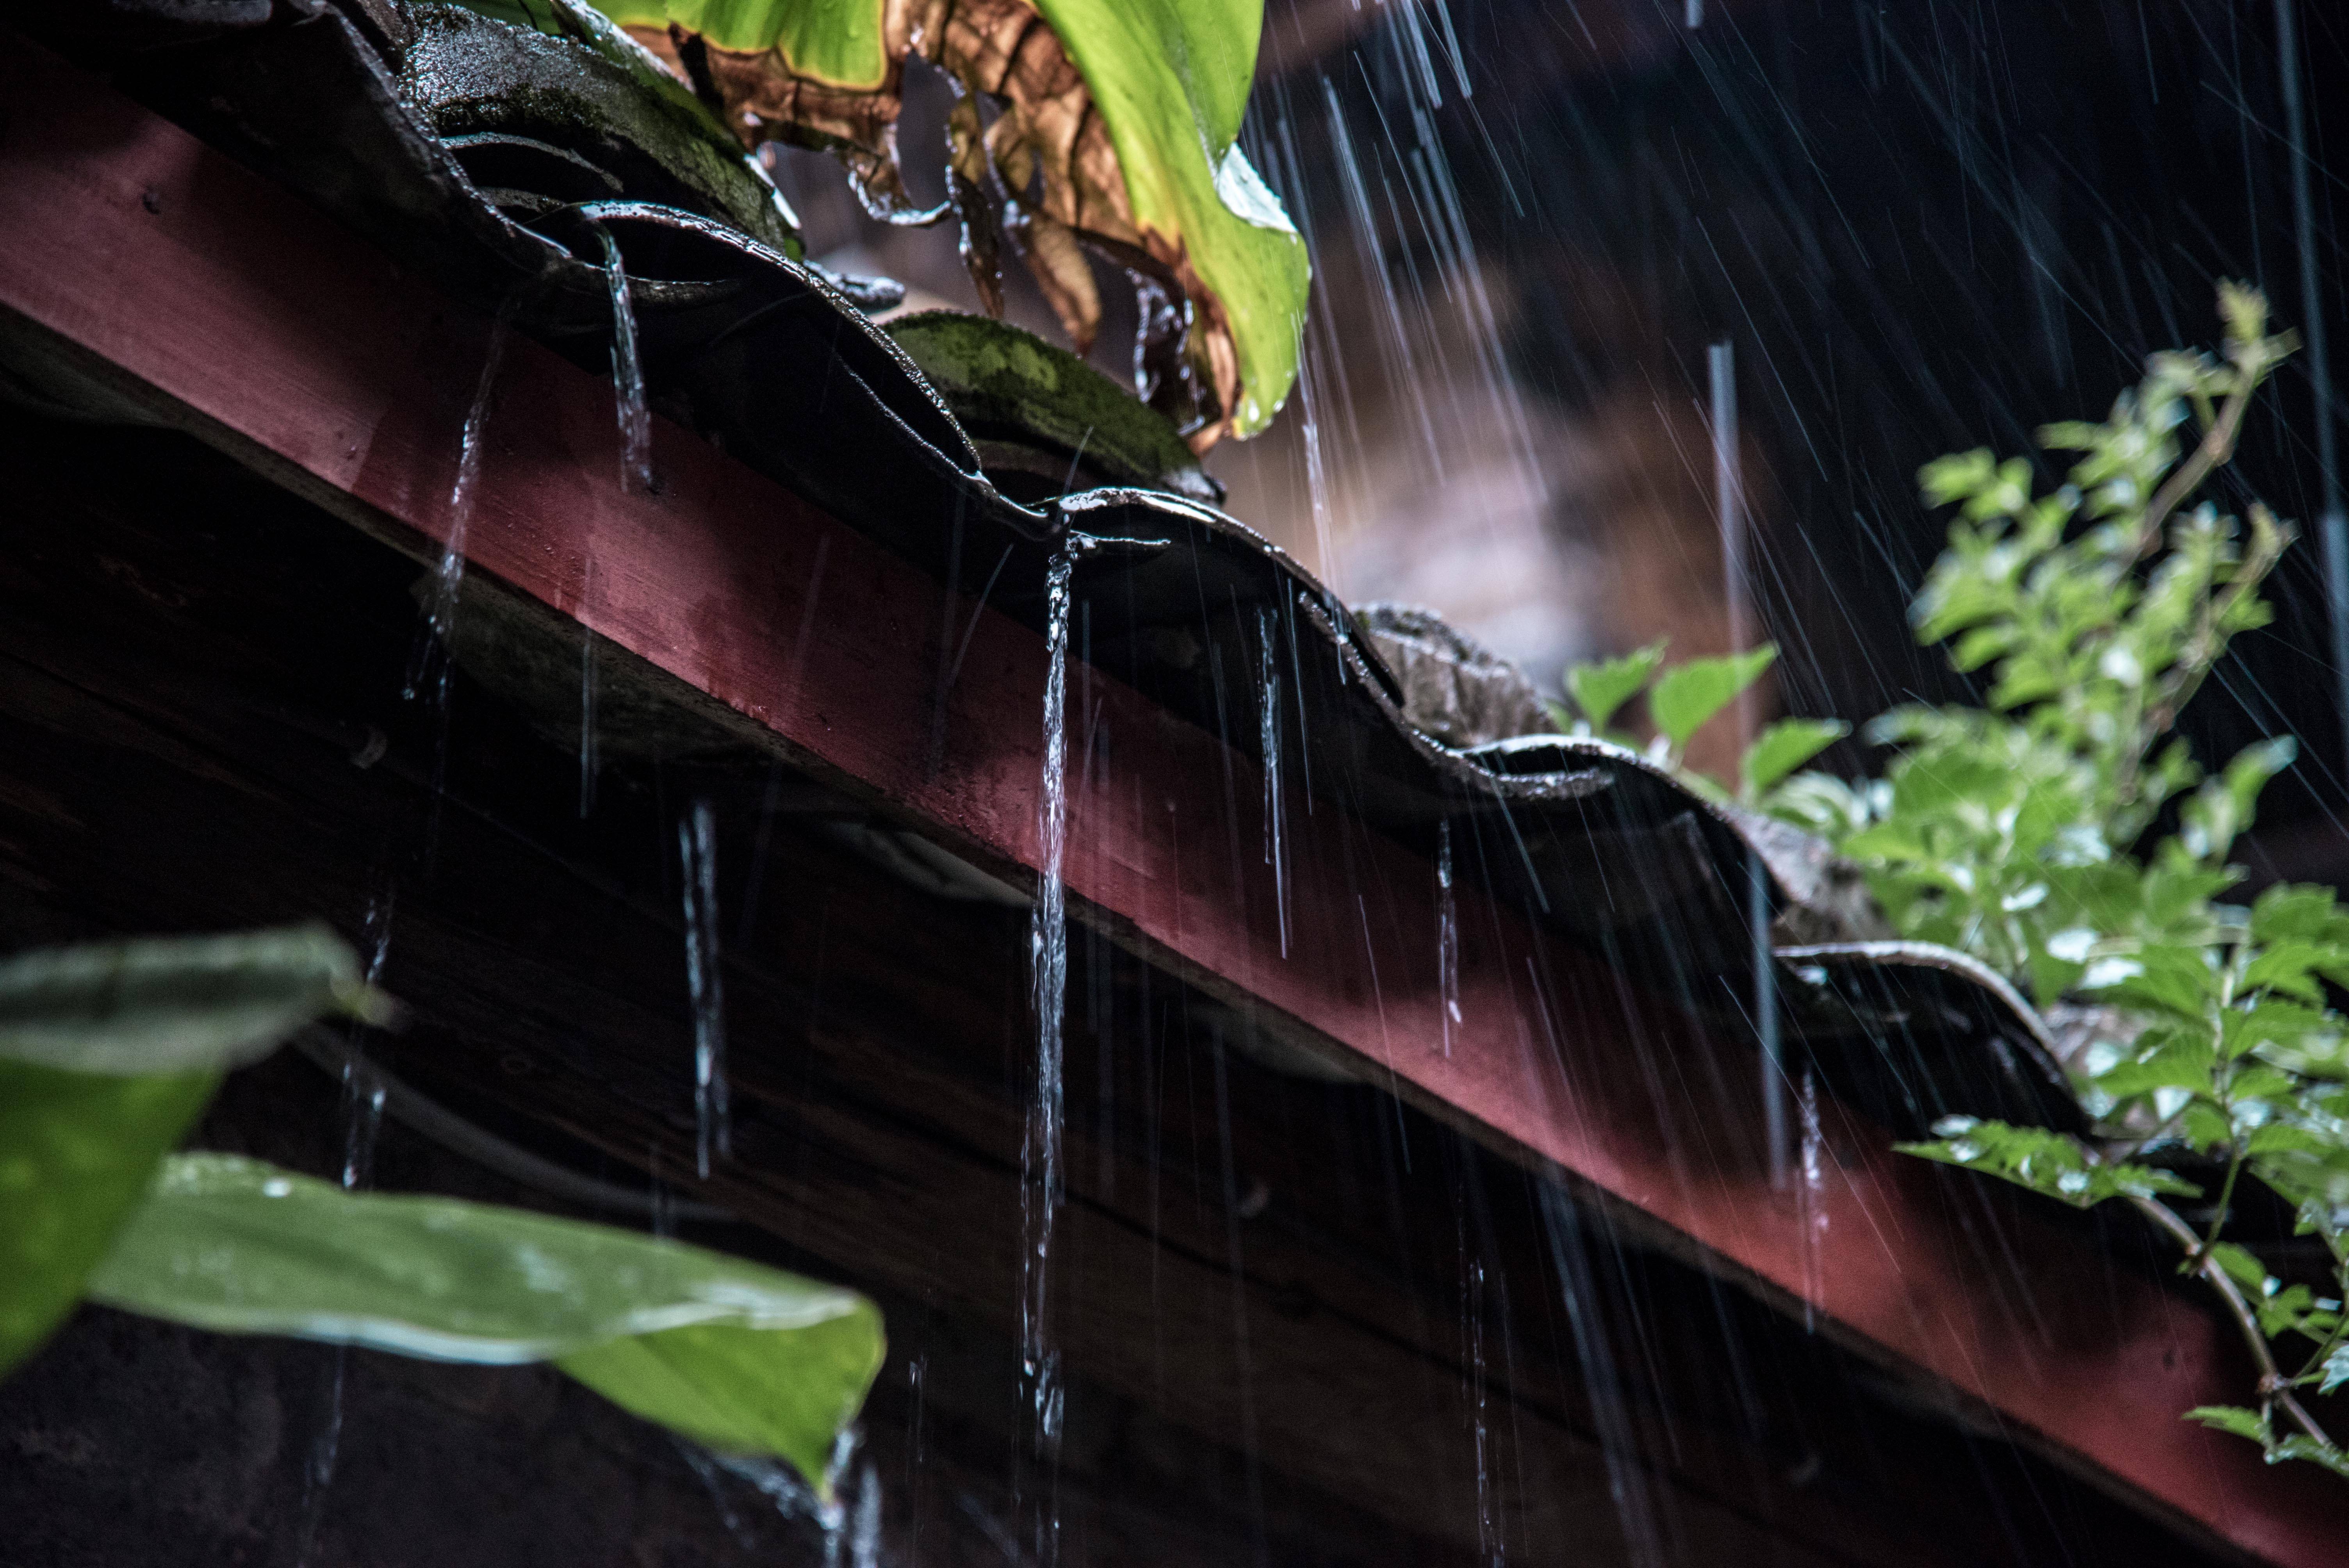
[0,38,2333,1567]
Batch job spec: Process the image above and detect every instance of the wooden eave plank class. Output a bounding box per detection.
[0,37,2335,1565]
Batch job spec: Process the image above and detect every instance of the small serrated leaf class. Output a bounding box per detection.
[1741,718,1850,798]
[2186,1405,2271,1443]
[1565,642,1668,734]
[1649,647,1777,750]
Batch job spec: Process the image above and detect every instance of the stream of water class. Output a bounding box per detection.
[679,798,731,1179]
[1019,532,1096,1565]
[595,226,653,494]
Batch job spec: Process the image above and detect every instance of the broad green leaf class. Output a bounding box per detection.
[0,1064,218,1377]
[2321,1345,2349,1397]
[2247,1123,2330,1157]
[2270,1435,2349,1477]
[2187,1405,2271,1443]
[90,1156,883,1490]
[1896,1117,2201,1207]
[2178,737,2296,864]
[1563,641,1666,733]
[1918,448,1997,508]
[2091,1030,2214,1099]
[0,927,384,1379]
[2242,943,2345,1005]
[651,0,888,88]
[1025,0,1305,436]
[1741,718,1850,797]
[2254,885,2349,948]
[1648,647,1777,750]
[0,925,389,1076]
[2241,999,2349,1077]
[2081,944,2220,1021]
[2208,1241,2271,1294]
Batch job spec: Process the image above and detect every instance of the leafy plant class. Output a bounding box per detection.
[0,926,882,1493]
[578,0,1309,446]
[1762,286,2349,1477]
[1551,640,1850,808]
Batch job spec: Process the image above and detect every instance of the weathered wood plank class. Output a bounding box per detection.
[0,421,2225,1566]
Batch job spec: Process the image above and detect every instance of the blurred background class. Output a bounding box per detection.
[775,0,2347,839]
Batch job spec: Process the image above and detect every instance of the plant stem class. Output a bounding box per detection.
[2128,1193,2338,1449]
[2204,1147,2247,1259]
[2116,506,2289,807]
[2132,367,2262,565]
[2148,506,2291,746]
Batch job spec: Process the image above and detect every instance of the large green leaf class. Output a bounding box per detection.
[1026,0,1306,437]
[89,1155,883,1490]
[656,0,886,87]
[0,1064,217,1376]
[0,924,387,1075]
[0,926,386,1377]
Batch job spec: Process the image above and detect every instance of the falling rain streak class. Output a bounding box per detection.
[679,798,730,1178]
[1257,604,1290,955]
[1436,817,1461,1055]
[1021,532,1088,1565]
[404,318,509,704]
[1797,1072,1828,1333]
[597,225,653,494]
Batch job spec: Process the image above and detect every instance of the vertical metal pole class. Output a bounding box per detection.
[2280,0,2348,779]
[1712,339,1787,1186]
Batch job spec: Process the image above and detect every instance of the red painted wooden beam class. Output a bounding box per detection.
[0,37,2336,1565]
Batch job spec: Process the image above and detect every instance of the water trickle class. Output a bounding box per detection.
[403,321,510,703]
[1436,818,1461,1055]
[579,625,601,819]
[1797,1072,1827,1333]
[647,1144,676,1239]
[297,904,391,1568]
[595,225,653,494]
[848,1461,882,1568]
[1539,1186,1667,1568]
[339,1064,387,1192]
[678,798,729,1179]
[1022,533,1089,1567]
[1256,605,1290,957]
[292,1360,346,1568]
[1464,1252,1500,1567]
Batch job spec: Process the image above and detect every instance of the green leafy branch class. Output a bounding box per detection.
[1775,285,2349,1478]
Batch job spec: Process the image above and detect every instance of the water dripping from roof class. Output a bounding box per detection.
[1257,604,1291,957]
[1021,531,1087,1568]
[678,797,729,1178]
[1797,1071,1827,1334]
[403,316,510,704]
[1539,1185,1668,1568]
[578,624,600,819]
[1437,817,1461,1056]
[595,225,653,494]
